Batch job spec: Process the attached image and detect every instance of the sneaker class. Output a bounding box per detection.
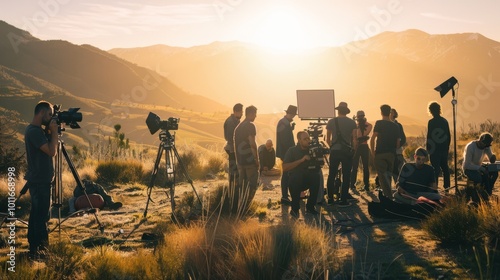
[337,201,352,208]
[345,193,358,202]
[306,207,319,215]
[281,197,291,205]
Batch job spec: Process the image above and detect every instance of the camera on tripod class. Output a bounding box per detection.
[143,112,201,219]
[52,104,83,129]
[146,112,179,135]
[306,123,330,169]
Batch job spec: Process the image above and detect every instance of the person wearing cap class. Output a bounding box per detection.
[394,147,440,205]
[276,105,297,204]
[370,104,401,199]
[462,132,498,196]
[326,101,357,207]
[224,103,243,186]
[426,102,451,193]
[350,110,373,192]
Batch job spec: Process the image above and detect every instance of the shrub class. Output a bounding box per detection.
[477,199,500,246]
[85,247,160,280]
[204,154,225,178]
[422,197,482,246]
[46,241,87,279]
[175,150,203,181]
[96,160,143,185]
[154,220,339,280]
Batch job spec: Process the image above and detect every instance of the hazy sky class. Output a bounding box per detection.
[1,0,499,51]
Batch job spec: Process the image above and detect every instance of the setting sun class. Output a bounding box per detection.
[248,6,319,52]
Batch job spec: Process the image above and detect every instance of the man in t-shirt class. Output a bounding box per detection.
[426,102,451,193]
[370,104,401,199]
[223,103,243,186]
[233,105,259,209]
[394,148,440,205]
[325,102,357,207]
[390,108,407,183]
[258,139,280,176]
[283,131,321,218]
[24,101,58,259]
[462,132,498,196]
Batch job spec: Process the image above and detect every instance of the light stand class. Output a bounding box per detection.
[50,127,104,234]
[434,76,459,192]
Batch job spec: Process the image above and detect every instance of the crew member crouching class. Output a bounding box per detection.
[282,131,321,218]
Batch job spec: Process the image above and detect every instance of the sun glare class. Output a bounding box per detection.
[249,7,319,53]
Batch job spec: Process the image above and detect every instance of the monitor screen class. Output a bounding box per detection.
[296,89,335,120]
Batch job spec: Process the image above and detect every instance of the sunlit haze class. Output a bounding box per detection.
[1,1,499,51]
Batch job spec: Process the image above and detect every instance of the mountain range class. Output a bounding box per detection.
[109,29,500,134]
[2,20,499,152]
[0,20,230,150]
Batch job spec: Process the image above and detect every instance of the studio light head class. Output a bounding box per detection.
[434,76,458,98]
[146,112,179,135]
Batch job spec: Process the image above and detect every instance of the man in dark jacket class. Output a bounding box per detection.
[276,105,297,204]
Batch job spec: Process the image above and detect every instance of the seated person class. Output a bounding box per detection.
[282,131,321,218]
[69,179,122,213]
[258,139,280,176]
[462,132,498,196]
[394,147,441,205]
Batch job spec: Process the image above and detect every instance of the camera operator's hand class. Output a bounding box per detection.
[302,155,311,162]
[490,154,497,164]
[48,118,58,134]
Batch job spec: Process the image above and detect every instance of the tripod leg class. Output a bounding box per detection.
[52,140,64,234]
[165,147,176,214]
[144,144,164,218]
[60,142,104,233]
[172,146,202,206]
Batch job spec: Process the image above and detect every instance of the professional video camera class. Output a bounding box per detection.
[146,112,179,135]
[306,122,330,169]
[52,104,82,129]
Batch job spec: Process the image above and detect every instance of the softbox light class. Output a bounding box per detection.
[434,76,458,98]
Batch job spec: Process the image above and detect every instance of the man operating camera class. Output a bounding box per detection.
[24,101,58,259]
[282,131,321,218]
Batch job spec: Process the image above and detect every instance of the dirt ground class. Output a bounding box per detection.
[6,166,500,278]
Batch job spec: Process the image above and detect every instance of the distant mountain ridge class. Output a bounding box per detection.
[0,20,230,149]
[0,20,227,113]
[110,29,500,135]
[2,19,499,149]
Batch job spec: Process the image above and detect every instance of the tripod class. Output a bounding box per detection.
[143,129,201,218]
[50,129,104,234]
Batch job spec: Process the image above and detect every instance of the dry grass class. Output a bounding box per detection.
[3,124,500,279]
